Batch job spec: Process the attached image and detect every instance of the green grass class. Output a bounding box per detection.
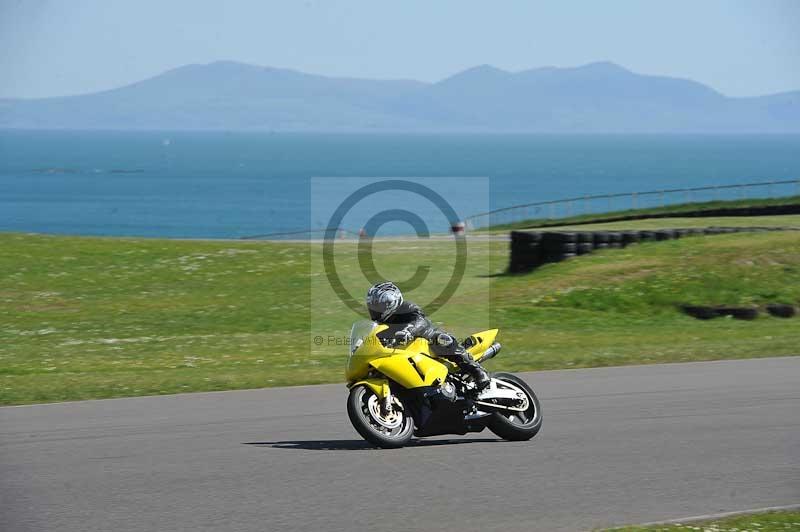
[542,214,800,231]
[484,194,800,232]
[1,229,799,405]
[605,510,800,531]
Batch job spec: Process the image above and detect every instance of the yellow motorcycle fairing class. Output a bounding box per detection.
[350,378,391,399]
[346,323,499,398]
[464,329,499,360]
[353,378,391,400]
[346,324,448,395]
[370,352,449,389]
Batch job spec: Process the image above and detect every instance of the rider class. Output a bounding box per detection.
[366,281,491,392]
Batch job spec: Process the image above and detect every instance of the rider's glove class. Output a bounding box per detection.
[393,330,413,347]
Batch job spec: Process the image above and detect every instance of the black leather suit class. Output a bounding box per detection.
[370,300,488,384]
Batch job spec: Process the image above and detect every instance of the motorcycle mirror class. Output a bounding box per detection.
[436,334,454,347]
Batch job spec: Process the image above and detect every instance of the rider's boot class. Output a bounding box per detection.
[453,346,490,394]
[465,360,491,393]
[430,332,491,394]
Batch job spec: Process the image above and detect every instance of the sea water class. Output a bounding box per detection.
[1,130,798,238]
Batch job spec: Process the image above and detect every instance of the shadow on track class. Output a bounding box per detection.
[243,437,499,451]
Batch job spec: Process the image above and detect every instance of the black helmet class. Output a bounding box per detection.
[366,282,403,321]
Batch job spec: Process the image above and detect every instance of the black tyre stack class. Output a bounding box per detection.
[767,304,797,318]
[576,232,594,255]
[509,231,543,273]
[541,232,578,262]
[638,230,657,242]
[507,226,796,274]
[655,229,676,241]
[593,231,610,250]
[621,231,640,247]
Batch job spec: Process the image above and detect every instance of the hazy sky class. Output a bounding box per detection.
[1,0,798,99]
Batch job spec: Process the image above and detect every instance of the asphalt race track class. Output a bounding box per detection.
[2,357,799,532]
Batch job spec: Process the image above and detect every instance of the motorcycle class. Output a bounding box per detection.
[345,320,542,448]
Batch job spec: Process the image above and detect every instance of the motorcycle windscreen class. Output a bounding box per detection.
[346,321,392,381]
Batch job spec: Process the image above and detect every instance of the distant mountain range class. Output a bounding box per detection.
[1,60,798,132]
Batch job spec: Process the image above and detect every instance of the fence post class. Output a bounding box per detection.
[632,192,638,210]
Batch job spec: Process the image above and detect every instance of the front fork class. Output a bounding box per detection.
[383,389,393,414]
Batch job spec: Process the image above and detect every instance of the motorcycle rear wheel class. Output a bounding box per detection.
[347,385,414,448]
[486,373,542,441]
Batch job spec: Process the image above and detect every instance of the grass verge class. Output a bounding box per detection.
[605,510,800,531]
[538,214,800,231]
[1,230,798,405]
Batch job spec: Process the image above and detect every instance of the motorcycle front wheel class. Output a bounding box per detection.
[486,372,542,441]
[347,385,414,448]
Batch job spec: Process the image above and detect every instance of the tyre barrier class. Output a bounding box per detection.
[508,225,798,274]
[509,231,542,273]
[716,306,760,320]
[681,303,800,321]
[544,231,578,243]
[621,231,640,247]
[681,305,719,320]
[541,233,576,259]
[655,229,676,241]
[593,231,610,244]
[561,243,578,254]
[681,305,759,320]
[638,230,657,242]
[766,304,797,318]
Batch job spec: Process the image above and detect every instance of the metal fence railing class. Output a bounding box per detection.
[465,179,800,230]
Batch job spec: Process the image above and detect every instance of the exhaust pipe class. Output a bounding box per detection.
[476,342,501,363]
